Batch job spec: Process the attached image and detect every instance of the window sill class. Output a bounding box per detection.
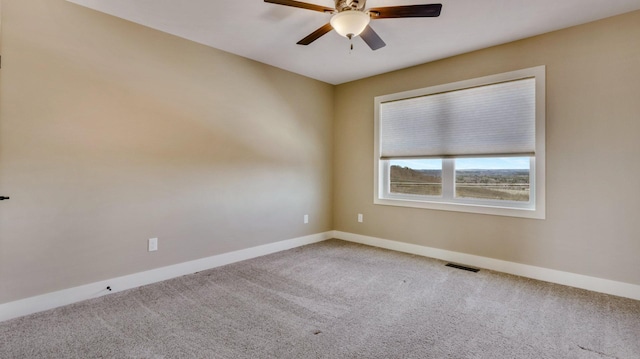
[374,197,545,219]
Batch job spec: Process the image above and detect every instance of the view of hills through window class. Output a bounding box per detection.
[455,168,530,202]
[390,165,443,196]
[390,158,530,202]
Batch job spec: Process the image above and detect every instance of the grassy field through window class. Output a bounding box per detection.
[390,165,442,196]
[455,169,529,202]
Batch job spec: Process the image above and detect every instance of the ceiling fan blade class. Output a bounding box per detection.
[297,23,333,45]
[368,4,442,19]
[264,0,334,13]
[360,25,386,50]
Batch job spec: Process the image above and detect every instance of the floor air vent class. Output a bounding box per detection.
[445,263,480,273]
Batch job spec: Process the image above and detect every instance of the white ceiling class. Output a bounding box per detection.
[67,0,640,85]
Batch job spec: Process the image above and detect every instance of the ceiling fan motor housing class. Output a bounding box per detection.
[335,0,367,12]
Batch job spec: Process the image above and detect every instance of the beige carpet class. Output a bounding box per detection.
[1,239,639,358]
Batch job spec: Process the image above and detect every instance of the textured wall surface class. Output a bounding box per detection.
[0,0,333,303]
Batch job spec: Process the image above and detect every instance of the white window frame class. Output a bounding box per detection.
[374,66,545,219]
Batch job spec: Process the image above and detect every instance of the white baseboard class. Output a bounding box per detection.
[333,231,640,301]
[3,230,638,323]
[0,232,333,323]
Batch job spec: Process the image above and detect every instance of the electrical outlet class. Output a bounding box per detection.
[358,213,363,223]
[148,238,158,252]
[304,214,309,224]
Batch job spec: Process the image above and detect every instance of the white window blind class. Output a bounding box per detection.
[379,78,536,159]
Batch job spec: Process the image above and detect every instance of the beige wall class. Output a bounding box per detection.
[1,1,639,306]
[0,0,333,303]
[334,10,640,285]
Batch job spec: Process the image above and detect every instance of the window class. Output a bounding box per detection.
[374,66,545,219]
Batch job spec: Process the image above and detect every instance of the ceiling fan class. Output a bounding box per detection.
[264,0,442,50]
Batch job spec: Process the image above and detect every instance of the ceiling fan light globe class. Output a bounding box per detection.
[330,10,370,38]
